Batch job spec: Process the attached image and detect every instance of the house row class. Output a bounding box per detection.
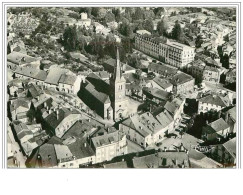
[148,62,195,95]
[187,59,221,83]
[8,58,82,94]
[119,97,185,148]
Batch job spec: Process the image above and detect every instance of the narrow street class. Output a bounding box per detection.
[7,121,27,168]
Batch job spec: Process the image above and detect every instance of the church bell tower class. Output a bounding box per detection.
[110,47,128,120]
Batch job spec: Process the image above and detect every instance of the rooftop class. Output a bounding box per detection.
[168,72,194,86]
[199,94,229,107]
[7,51,39,65]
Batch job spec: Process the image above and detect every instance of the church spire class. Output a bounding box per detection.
[114,47,121,80]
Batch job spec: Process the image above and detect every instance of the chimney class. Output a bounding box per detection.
[56,110,59,120]
[164,147,167,152]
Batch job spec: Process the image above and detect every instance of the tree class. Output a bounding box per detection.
[112,8,121,22]
[222,54,230,69]
[157,19,167,36]
[85,34,105,59]
[224,34,229,42]
[133,7,144,21]
[119,22,133,37]
[63,25,79,51]
[143,10,155,20]
[171,20,184,41]
[153,7,165,18]
[195,35,203,48]
[105,12,115,23]
[91,7,100,17]
[143,19,154,33]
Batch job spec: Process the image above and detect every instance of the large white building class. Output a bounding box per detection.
[135,31,195,69]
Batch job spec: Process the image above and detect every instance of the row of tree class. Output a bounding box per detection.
[62,25,133,62]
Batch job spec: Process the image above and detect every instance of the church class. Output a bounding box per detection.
[80,48,128,121]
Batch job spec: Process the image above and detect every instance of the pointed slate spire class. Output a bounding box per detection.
[114,47,121,81]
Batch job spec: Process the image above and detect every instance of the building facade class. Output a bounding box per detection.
[135,33,195,69]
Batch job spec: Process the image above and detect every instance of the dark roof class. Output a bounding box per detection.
[27,84,42,98]
[10,98,30,112]
[84,82,110,104]
[148,62,178,76]
[153,77,173,89]
[91,131,123,148]
[64,137,95,159]
[223,137,236,158]
[103,161,128,168]
[208,118,229,132]
[44,108,80,130]
[143,87,171,101]
[199,94,228,107]
[58,74,77,85]
[133,151,189,168]
[169,72,194,86]
[47,136,63,145]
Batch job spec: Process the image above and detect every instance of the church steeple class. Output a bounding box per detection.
[113,47,122,81]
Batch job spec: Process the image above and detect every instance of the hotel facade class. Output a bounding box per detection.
[135,30,195,69]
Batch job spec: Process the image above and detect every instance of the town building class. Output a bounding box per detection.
[7,51,41,68]
[120,111,175,147]
[132,150,190,168]
[210,137,236,167]
[91,130,128,163]
[42,107,82,137]
[198,94,230,114]
[149,77,173,92]
[142,87,172,105]
[168,72,195,94]
[187,59,220,83]
[135,32,195,69]
[148,62,178,78]
[225,68,236,85]
[202,118,230,141]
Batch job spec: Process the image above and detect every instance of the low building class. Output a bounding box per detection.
[150,77,173,92]
[7,51,41,68]
[203,66,220,83]
[142,87,171,105]
[168,72,195,95]
[120,111,173,147]
[187,59,220,83]
[210,137,236,167]
[198,94,229,114]
[42,107,82,137]
[91,130,128,163]
[103,58,136,74]
[223,106,236,134]
[132,150,190,168]
[10,98,31,122]
[225,69,236,85]
[202,118,230,141]
[148,62,178,78]
[13,66,48,86]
